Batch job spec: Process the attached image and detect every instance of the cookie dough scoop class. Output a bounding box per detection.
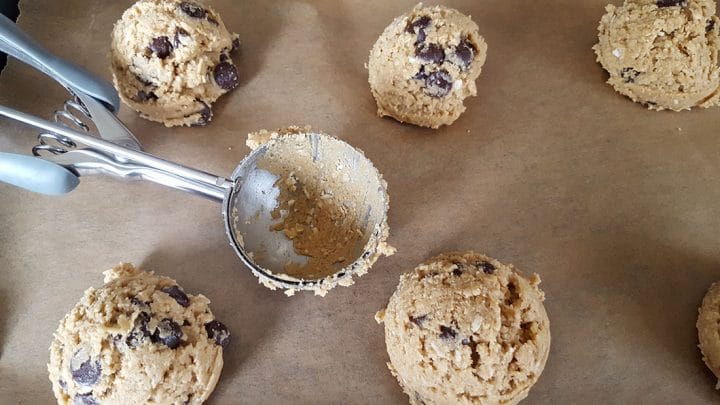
[225,129,394,296]
[0,5,392,295]
[0,103,392,295]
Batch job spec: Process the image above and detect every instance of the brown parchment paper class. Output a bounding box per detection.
[2,0,720,403]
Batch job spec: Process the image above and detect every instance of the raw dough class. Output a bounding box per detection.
[48,263,230,404]
[268,167,365,280]
[376,252,550,405]
[238,127,395,297]
[368,3,487,129]
[593,0,720,111]
[697,281,720,388]
[245,125,311,150]
[111,0,240,127]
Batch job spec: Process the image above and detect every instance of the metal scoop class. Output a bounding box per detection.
[0,102,390,293]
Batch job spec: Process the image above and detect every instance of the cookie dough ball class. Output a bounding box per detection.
[111,0,240,127]
[376,252,550,404]
[593,0,720,111]
[697,281,720,388]
[368,4,487,129]
[48,263,230,404]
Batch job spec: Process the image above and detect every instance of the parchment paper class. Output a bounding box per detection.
[2,0,720,403]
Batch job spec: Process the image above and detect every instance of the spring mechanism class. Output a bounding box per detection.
[32,92,91,156]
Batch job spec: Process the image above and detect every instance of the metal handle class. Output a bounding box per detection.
[0,14,119,112]
[0,152,79,195]
[55,149,228,202]
[0,105,232,202]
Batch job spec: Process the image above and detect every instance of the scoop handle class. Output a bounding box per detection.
[0,14,120,112]
[0,152,80,195]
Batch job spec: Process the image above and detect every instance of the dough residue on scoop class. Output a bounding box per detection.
[241,127,395,296]
[269,169,364,279]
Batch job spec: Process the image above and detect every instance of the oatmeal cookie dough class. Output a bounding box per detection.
[376,252,550,404]
[697,281,720,388]
[48,263,230,404]
[111,0,240,127]
[593,0,720,111]
[368,4,487,129]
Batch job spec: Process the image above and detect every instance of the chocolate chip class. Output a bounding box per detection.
[708,19,716,32]
[406,16,431,33]
[406,15,431,44]
[232,37,241,51]
[452,262,465,276]
[70,349,101,386]
[424,70,453,98]
[161,286,190,307]
[656,0,686,7]
[180,2,207,18]
[205,320,231,347]
[207,15,219,25]
[409,314,428,326]
[453,38,475,69]
[126,312,151,348]
[213,62,239,90]
[620,67,641,83]
[476,261,496,274]
[505,281,519,305]
[413,65,428,80]
[130,297,148,307]
[415,43,445,64]
[174,27,189,47]
[641,101,658,108]
[416,27,427,44]
[409,16,431,32]
[152,318,184,349]
[74,394,99,405]
[462,337,480,368]
[134,74,152,86]
[148,36,173,59]
[191,101,212,126]
[362,251,372,259]
[133,90,158,102]
[439,325,457,340]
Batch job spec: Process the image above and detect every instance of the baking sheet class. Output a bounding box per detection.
[2,0,720,403]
